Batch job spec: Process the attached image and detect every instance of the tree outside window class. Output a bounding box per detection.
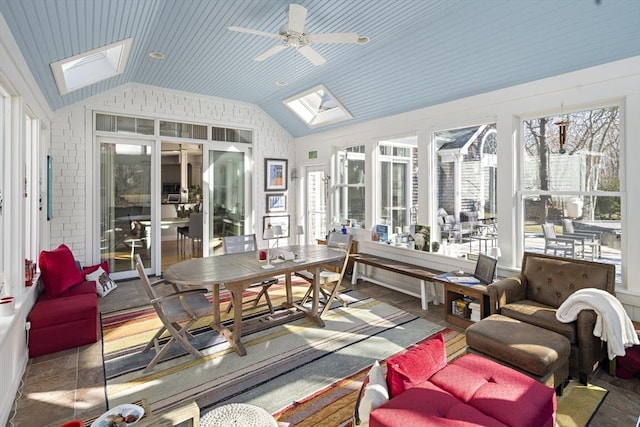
[521,106,621,280]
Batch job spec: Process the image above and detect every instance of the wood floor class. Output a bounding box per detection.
[8,253,640,427]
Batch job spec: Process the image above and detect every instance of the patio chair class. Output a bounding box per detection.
[295,232,354,316]
[134,254,212,372]
[562,219,602,260]
[541,223,585,258]
[439,214,473,243]
[222,234,279,314]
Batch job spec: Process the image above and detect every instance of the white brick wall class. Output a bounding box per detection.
[50,84,294,263]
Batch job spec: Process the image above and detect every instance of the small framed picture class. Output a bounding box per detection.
[266,193,287,213]
[263,215,290,238]
[265,158,288,191]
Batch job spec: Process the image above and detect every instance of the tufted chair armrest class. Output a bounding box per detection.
[576,309,605,383]
[487,274,527,314]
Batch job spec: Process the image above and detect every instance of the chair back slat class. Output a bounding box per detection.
[562,219,575,234]
[326,232,353,270]
[188,212,204,239]
[542,223,557,239]
[326,232,352,249]
[135,254,158,301]
[223,234,257,254]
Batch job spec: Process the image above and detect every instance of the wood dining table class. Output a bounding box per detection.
[163,244,347,356]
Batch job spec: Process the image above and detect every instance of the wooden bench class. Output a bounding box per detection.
[351,253,442,310]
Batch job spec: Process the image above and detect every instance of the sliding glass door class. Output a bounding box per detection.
[203,144,251,255]
[99,137,153,277]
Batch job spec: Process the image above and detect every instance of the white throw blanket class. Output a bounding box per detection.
[556,288,639,359]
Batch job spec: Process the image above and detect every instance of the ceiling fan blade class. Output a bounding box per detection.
[298,45,326,66]
[288,3,307,34]
[228,26,282,40]
[255,44,287,62]
[308,32,360,44]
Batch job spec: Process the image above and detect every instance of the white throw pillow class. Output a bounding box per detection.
[86,266,117,297]
[357,361,389,426]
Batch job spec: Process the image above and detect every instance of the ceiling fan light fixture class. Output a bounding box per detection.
[276,80,288,86]
[228,3,365,66]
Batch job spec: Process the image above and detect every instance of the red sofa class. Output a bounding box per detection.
[27,244,99,358]
[356,333,557,427]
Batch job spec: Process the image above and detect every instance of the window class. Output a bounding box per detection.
[435,124,498,257]
[160,121,207,140]
[212,126,253,143]
[521,106,621,280]
[284,85,353,129]
[96,113,153,135]
[51,38,133,95]
[334,145,365,226]
[376,142,414,234]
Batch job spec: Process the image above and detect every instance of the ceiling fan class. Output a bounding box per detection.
[228,3,368,66]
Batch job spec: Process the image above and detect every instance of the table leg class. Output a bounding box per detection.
[310,265,325,326]
[210,283,247,356]
[285,273,293,305]
[212,283,221,326]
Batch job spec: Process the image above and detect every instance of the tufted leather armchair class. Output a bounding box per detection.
[487,252,616,384]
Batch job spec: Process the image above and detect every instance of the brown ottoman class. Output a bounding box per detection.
[466,314,570,393]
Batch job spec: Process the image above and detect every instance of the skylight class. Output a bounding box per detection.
[283,85,353,129]
[51,38,133,95]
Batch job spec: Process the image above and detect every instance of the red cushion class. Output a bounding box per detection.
[371,353,556,427]
[386,332,446,398]
[616,337,640,379]
[82,261,110,276]
[38,244,85,298]
[370,381,507,427]
[27,293,98,358]
[28,293,98,329]
[52,281,97,298]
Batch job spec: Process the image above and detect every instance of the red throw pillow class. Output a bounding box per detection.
[82,261,110,276]
[386,332,447,397]
[39,244,85,298]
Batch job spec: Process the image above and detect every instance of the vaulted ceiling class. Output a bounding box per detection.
[1,0,638,138]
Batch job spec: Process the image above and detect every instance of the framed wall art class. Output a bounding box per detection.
[265,158,287,191]
[266,193,287,213]
[263,215,290,238]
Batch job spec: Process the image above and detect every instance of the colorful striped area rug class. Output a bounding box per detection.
[101,282,445,417]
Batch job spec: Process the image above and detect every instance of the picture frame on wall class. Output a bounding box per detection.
[266,193,287,213]
[265,158,288,191]
[263,215,290,238]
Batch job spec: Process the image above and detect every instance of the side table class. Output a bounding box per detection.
[431,274,490,329]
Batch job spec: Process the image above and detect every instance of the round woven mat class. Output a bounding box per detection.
[200,403,278,427]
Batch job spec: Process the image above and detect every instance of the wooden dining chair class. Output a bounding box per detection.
[295,232,354,316]
[134,254,212,372]
[222,234,279,313]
